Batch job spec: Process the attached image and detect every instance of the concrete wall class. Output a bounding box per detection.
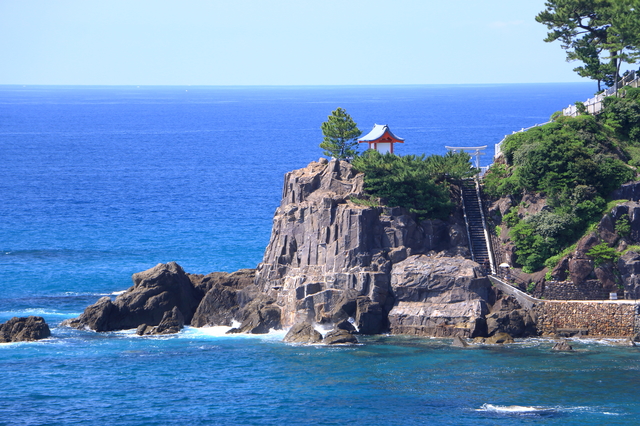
[534,301,640,337]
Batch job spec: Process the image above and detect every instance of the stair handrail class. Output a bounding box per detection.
[459,179,476,261]
[474,177,496,275]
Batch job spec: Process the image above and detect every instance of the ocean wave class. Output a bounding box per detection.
[476,403,622,417]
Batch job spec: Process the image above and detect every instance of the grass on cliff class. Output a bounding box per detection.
[484,88,640,272]
[351,150,476,221]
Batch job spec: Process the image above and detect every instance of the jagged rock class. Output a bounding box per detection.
[551,340,574,351]
[65,262,201,332]
[355,297,385,334]
[611,181,640,201]
[322,329,359,345]
[451,336,469,348]
[387,254,492,338]
[191,270,257,327]
[227,296,282,334]
[0,316,50,342]
[632,332,640,343]
[486,309,537,337]
[335,319,356,333]
[254,159,470,328]
[598,214,618,245]
[618,251,640,298]
[551,257,570,282]
[283,322,322,344]
[568,257,593,286]
[484,332,515,344]
[136,307,185,335]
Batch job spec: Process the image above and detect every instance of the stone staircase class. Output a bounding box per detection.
[461,179,495,273]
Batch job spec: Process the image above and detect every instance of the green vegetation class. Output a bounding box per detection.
[586,242,620,267]
[319,108,362,161]
[484,93,639,272]
[536,1,640,91]
[351,150,476,220]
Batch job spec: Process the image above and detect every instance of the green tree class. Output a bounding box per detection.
[319,108,362,161]
[535,0,640,91]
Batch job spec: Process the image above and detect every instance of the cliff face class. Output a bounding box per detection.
[254,158,484,334]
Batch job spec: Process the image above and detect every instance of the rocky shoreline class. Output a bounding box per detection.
[57,159,544,345]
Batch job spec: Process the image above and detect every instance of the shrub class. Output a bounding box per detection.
[586,243,619,267]
[616,215,631,237]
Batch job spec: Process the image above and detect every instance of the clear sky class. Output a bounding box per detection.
[0,0,590,85]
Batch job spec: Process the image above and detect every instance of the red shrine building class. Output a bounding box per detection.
[358,124,404,154]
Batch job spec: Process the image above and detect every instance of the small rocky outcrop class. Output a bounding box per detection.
[451,336,469,348]
[0,316,51,342]
[136,306,185,336]
[283,322,323,344]
[551,340,574,351]
[484,332,515,344]
[64,262,202,331]
[227,295,282,334]
[322,329,358,345]
[485,294,537,337]
[387,254,493,338]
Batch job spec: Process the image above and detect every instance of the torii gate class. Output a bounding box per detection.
[445,145,487,169]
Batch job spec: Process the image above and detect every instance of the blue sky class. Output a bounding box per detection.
[1,0,589,85]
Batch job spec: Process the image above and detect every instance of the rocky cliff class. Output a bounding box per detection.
[254,158,502,336]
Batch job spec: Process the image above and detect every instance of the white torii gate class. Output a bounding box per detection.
[445,145,487,169]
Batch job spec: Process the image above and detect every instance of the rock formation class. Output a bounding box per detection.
[254,158,472,335]
[283,322,323,344]
[1,316,50,342]
[65,263,281,334]
[388,254,493,338]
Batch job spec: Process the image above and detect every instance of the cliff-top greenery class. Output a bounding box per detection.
[352,150,476,221]
[484,87,640,272]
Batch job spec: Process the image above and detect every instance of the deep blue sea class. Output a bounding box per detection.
[2,84,639,425]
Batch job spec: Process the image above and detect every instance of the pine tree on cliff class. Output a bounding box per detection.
[320,107,362,161]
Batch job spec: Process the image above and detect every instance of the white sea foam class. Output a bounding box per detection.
[184,326,287,341]
[110,290,126,296]
[477,404,556,414]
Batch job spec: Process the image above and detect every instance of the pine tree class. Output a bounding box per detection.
[320,107,362,161]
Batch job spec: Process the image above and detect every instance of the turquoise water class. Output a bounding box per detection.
[2,84,639,425]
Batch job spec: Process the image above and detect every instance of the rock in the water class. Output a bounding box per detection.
[136,307,185,335]
[283,322,322,344]
[228,296,282,334]
[486,309,537,338]
[484,332,515,344]
[335,319,356,333]
[0,316,51,342]
[356,297,385,334]
[551,340,574,351]
[65,262,202,332]
[322,329,359,345]
[451,336,469,348]
[387,254,492,338]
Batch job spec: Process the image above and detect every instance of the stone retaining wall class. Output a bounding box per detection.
[534,301,640,337]
[542,280,610,300]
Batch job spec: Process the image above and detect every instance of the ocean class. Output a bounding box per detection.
[1,84,638,425]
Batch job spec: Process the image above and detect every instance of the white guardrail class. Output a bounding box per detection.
[494,70,640,159]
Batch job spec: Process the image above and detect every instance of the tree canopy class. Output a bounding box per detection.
[319,108,362,160]
[536,0,640,90]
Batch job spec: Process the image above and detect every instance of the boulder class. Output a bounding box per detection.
[283,322,322,344]
[65,262,201,332]
[322,329,359,345]
[486,309,537,338]
[335,319,356,333]
[136,307,185,335]
[227,296,282,334]
[451,336,469,348]
[551,340,574,351]
[0,316,51,342]
[387,254,492,338]
[484,332,515,344]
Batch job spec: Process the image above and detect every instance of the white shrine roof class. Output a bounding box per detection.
[358,124,404,142]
